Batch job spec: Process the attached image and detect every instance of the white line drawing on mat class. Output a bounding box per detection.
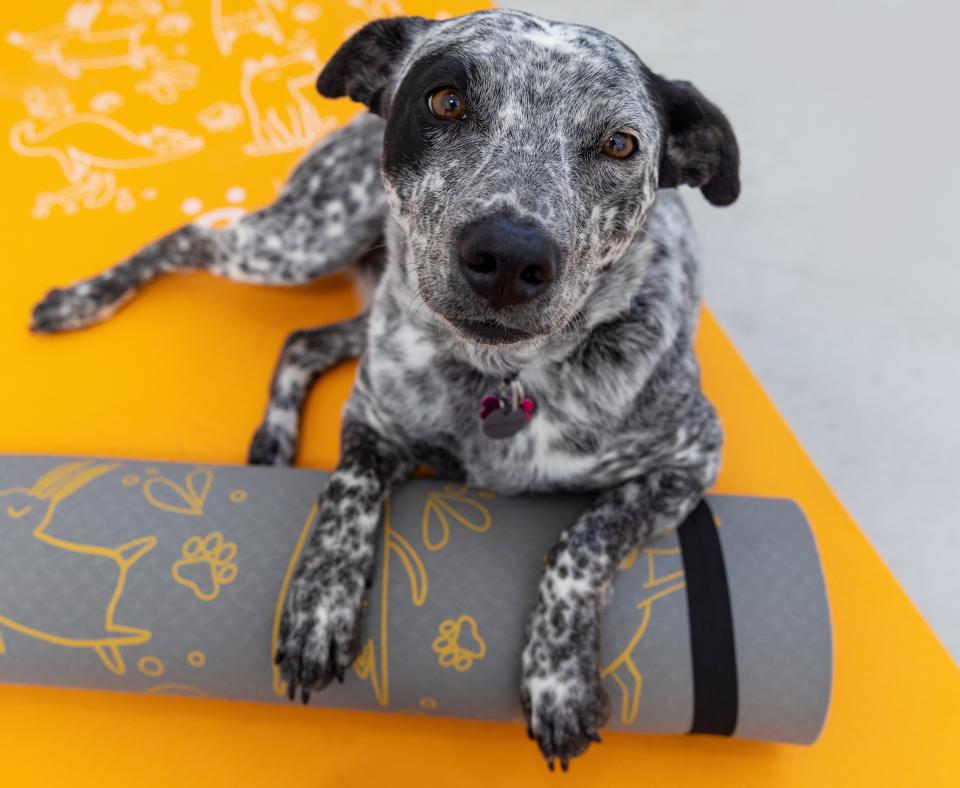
[10,103,203,218]
[89,91,124,113]
[23,86,75,122]
[343,0,403,37]
[134,57,200,104]
[211,0,287,56]
[240,48,336,156]
[7,2,153,80]
[108,0,164,20]
[156,11,194,36]
[291,2,321,24]
[197,100,245,133]
[346,0,403,20]
[179,187,249,227]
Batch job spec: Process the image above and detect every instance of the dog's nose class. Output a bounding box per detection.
[458,217,557,308]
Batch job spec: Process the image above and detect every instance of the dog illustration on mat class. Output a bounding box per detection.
[0,461,156,674]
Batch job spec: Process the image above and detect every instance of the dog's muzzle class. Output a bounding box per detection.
[457,215,558,309]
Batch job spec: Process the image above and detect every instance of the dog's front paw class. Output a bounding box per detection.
[521,605,608,770]
[522,668,607,770]
[30,284,122,333]
[248,422,296,466]
[275,556,366,702]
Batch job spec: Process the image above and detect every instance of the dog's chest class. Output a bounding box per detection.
[364,325,639,493]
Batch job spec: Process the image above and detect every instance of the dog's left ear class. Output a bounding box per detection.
[317,16,435,117]
[652,76,740,206]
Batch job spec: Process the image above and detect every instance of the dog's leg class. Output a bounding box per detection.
[276,420,412,700]
[248,314,368,466]
[30,113,386,333]
[521,444,720,770]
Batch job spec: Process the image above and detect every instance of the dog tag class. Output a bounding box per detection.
[482,406,528,439]
[479,394,535,440]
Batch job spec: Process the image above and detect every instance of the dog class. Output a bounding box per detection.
[31,10,739,769]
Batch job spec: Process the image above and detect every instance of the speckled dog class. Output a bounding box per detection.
[31,10,739,769]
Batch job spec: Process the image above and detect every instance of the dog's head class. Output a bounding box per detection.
[318,10,739,347]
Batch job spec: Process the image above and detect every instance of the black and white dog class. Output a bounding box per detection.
[31,10,739,769]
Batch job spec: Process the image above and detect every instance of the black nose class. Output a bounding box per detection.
[457,216,558,308]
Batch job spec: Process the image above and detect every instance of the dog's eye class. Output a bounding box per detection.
[601,131,638,159]
[428,87,467,121]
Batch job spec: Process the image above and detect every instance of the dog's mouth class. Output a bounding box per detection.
[449,318,533,346]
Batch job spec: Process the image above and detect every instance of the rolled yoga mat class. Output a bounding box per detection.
[0,456,831,744]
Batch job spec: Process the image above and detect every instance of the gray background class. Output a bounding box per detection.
[505,0,960,661]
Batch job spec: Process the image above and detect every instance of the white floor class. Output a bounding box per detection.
[506,0,960,661]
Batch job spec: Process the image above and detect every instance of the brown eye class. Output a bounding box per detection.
[601,130,637,159]
[428,87,467,120]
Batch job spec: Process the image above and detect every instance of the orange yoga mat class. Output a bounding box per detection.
[1,1,957,785]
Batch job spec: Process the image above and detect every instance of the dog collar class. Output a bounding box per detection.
[479,376,535,439]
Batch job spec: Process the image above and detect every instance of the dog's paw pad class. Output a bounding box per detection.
[172,531,238,601]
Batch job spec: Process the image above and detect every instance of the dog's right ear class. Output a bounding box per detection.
[317,17,435,117]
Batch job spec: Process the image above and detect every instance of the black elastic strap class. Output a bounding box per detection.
[677,499,739,735]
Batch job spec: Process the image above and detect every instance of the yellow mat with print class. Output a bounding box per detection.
[0,2,956,785]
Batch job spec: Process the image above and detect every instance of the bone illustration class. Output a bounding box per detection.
[0,461,156,675]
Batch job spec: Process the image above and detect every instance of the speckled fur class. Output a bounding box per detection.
[31,10,739,769]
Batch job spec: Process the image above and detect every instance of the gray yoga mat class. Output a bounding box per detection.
[0,455,831,744]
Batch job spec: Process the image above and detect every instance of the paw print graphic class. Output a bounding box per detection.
[432,615,487,672]
[172,532,238,602]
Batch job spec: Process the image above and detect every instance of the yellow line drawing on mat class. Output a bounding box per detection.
[600,545,686,725]
[146,683,209,697]
[432,614,486,672]
[187,650,206,668]
[352,498,427,706]
[418,696,437,710]
[142,467,213,516]
[0,635,6,655]
[642,547,685,589]
[0,461,156,675]
[271,498,428,705]
[172,532,238,601]
[212,0,287,56]
[272,501,318,696]
[138,655,165,677]
[6,2,153,80]
[240,48,337,156]
[421,483,493,552]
